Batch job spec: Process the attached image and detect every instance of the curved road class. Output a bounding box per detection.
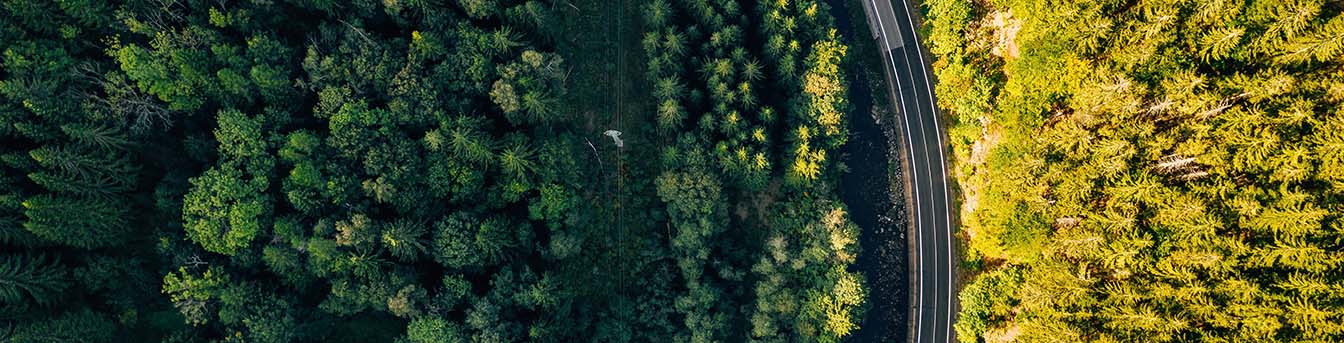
[859,0,957,342]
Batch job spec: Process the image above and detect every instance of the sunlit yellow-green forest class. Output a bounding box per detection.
[927,0,1344,341]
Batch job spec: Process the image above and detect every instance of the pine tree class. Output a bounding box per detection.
[0,254,68,306]
[58,123,133,151]
[382,219,428,263]
[0,214,41,247]
[0,310,115,343]
[27,145,138,189]
[21,194,129,249]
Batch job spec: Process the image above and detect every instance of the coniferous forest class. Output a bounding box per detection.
[928,0,1344,342]
[0,0,865,342]
[18,0,1344,341]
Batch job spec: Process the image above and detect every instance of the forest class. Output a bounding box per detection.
[0,0,867,342]
[924,0,1344,341]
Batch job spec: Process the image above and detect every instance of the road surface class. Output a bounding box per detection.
[859,0,957,342]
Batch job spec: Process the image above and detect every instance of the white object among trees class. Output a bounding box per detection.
[604,130,624,148]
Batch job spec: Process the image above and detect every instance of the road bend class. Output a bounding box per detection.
[860,0,957,342]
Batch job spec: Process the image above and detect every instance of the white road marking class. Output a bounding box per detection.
[897,1,956,341]
[864,1,927,342]
[891,13,938,343]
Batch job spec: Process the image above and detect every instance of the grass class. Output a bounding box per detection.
[554,0,648,134]
[551,0,660,314]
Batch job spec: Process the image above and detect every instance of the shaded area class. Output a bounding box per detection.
[830,0,910,341]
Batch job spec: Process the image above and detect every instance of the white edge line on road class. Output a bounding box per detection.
[891,9,937,343]
[865,1,925,342]
[899,1,956,341]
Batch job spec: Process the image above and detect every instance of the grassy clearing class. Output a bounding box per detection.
[551,0,662,308]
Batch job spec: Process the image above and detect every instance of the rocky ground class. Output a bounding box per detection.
[831,0,912,340]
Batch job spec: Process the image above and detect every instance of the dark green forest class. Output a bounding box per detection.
[925,0,1344,341]
[0,0,865,342]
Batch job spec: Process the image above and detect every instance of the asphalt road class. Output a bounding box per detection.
[859,0,957,342]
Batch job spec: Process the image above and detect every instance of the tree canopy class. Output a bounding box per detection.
[0,0,865,341]
[927,0,1344,341]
